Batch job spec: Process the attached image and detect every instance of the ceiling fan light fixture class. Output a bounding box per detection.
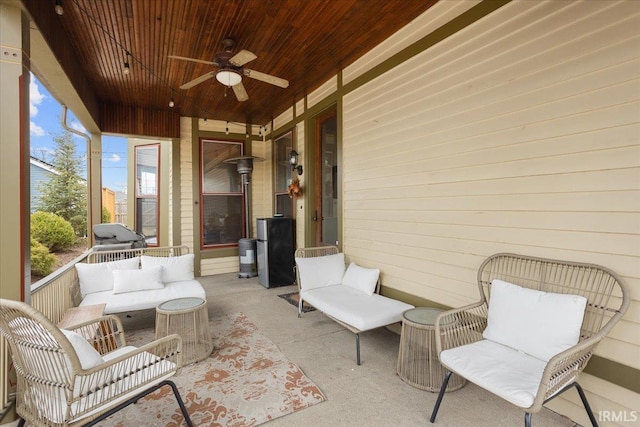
[216,69,242,87]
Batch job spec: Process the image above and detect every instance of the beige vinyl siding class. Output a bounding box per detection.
[342,1,639,425]
[308,76,337,109]
[274,107,294,130]
[252,138,273,232]
[342,0,481,86]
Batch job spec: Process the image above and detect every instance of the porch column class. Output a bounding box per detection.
[0,3,30,303]
[88,132,102,246]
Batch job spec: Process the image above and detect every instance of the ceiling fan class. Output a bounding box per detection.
[169,38,289,102]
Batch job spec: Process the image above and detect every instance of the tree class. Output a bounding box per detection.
[38,130,87,236]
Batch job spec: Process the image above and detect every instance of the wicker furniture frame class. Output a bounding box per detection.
[0,299,193,427]
[295,246,383,365]
[397,308,466,392]
[429,253,630,427]
[156,297,213,365]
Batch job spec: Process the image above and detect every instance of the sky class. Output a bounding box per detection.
[29,75,128,193]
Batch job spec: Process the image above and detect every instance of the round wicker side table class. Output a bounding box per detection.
[155,297,213,365]
[397,307,466,392]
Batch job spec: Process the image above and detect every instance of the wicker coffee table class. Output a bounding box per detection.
[155,297,213,364]
[397,307,466,391]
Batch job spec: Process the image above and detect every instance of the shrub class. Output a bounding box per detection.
[102,206,112,223]
[31,211,76,251]
[69,214,87,237]
[31,238,56,276]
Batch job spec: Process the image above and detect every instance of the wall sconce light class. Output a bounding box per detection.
[289,150,303,175]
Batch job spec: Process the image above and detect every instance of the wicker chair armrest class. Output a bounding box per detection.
[68,334,182,419]
[435,301,488,354]
[66,315,126,355]
[530,336,602,411]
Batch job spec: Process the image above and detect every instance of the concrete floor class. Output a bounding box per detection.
[118,272,579,427]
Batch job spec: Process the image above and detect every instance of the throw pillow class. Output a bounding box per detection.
[140,253,195,283]
[75,257,140,296]
[60,329,104,370]
[341,262,380,295]
[112,265,164,294]
[295,253,345,291]
[483,279,587,361]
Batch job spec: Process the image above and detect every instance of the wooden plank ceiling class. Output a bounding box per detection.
[25,0,438,133]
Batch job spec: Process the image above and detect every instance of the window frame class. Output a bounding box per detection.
[134,143,160,247]
[199,138,245,250]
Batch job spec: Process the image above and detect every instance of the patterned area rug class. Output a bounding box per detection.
[101,312,326,426]
[278,292,316,313]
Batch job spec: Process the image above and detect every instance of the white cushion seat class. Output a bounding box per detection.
[440,340,547,408]
[302,285,413,331]
[80,280,206,314]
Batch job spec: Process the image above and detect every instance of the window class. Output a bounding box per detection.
[134,144,159,246]
[201,139,244,247]
[274,131,293,217]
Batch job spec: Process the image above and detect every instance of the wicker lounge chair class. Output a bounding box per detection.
[0,298,193,427]
[295,246,413,365]
[429,253,630,427]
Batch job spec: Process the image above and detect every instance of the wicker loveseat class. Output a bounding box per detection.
[430,253,630,427]
[74,246,206,315]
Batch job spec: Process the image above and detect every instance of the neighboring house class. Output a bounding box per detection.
[29,156,58,213]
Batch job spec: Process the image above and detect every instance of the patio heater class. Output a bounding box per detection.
[224,155,264,278]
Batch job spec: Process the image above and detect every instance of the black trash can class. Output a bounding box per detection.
[238,238,258,278]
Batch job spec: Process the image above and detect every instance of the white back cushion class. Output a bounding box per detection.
[60,329,104,369]
[140,254,194,283]
[75,257,140,296]
[295,253,345,291]
[341,262,379,295]
[112,265,164,294]
[483,279,587,361]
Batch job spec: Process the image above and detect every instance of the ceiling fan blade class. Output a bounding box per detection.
[229,50,257,67]
[180,71,216,89]
[243,69,289,88]
[232,82,249,101]
[168,55,215,65]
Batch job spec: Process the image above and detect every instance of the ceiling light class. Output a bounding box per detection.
[169,97,175,108]
[123,52,131,74]
[55,0,64,15]
[216,70,242,87]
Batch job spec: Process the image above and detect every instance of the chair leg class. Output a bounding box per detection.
[166,379,194,427]
[83,380,193,427]
[298,298,303,318]
[525,412,532,427]
[573,382,599,427]
[429,371,452,423]
[356,333,361,365]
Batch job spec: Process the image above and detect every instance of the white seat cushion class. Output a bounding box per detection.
[295,253,345,291]
[301,285,414,331]
[440,340,547,408]
[483,279,587,361]
[75,257,141,296]
[80,280,205,314]
[112,265,164,294]
[341,262,380,295]
[140,254,195,283]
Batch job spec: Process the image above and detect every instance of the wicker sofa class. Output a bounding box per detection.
[73,246,206,314]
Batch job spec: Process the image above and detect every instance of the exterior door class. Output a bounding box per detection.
[313,108,338,246]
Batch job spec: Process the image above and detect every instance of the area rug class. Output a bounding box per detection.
[278,291,316,313]
[101,312,326,426]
